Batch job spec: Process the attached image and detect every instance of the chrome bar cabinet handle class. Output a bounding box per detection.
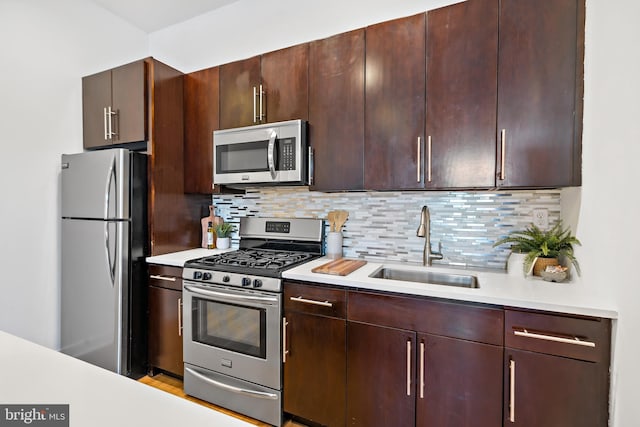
[103,107,109,140]
[253,86,257,123]
[259,84,264,121]
[500,129,506,180]
[406,340,412,396]
[150,274,176,282]
[419,341,425,399]
[514,328,596,348]
[289,296,333,307]
[509,359,515,422]
[177,297,182,337]
[308,147,314,186]
[416,136,421,183]
[427,135,432,183]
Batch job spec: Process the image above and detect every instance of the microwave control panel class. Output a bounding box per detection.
[279,138,296,171]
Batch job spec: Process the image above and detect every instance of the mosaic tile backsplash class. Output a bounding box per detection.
[212,187,562,270]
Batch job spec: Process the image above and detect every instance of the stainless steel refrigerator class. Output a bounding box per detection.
[61,148,147,377]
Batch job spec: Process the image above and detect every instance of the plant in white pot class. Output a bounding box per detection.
[493,222,581,277]
[214,222,236,249]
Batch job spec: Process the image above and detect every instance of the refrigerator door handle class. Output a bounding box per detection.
[104,155,117,219]
[105,222,116,286]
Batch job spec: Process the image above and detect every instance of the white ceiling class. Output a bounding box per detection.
[90,0,240,33]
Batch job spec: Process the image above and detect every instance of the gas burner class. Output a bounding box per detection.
[198,249,315,271]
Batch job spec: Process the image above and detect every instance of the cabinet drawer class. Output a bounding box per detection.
[505,310,611,363]
[148,264,183,291]
[348,291,503,345]
[284,282,346,318]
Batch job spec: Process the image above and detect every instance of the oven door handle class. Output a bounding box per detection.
[184,284,279,305]
[185,367,278,400]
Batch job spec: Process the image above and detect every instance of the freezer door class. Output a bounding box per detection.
[61,149,130,220]
[61,218,130,375]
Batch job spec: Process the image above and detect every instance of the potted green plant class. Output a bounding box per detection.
[493,222,581,277]
[214,222,236,249]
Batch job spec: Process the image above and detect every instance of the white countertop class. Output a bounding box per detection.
[283,257,618,319]
[0,331,252,427]
[146,248,234,267]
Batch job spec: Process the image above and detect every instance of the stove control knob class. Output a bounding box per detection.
[222,275,231,283]
[202,272,212,281]
[241,277,252,287]
[253,279,263,288]
[193,271,203,280]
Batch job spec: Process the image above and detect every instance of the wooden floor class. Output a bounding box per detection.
[138,374,307,427]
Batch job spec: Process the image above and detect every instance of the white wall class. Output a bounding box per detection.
[0,0,148,348]
[151,0,640,425]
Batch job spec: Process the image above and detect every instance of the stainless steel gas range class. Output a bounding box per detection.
[182,217,324,427]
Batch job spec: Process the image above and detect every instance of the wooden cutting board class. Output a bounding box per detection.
[311,258,367,276]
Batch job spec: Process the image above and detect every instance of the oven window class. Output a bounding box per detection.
[216,141,269,174]
[192,297,267,359]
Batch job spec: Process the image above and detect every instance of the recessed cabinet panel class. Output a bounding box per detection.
[417,334,503,427]
[261,44,309,123]
[347,321,416,426]
[364,13,426,190]
[219,56,261,129]
[82,70,112,149]
[111,60,146,145]
[425,0,498,189]
[504,349,608,427]
[309,29,365,191]
[184,67,220,193]
[497,0,581,187]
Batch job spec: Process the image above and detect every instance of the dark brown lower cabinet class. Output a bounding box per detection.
[347,321,416,427]
[148,265,183,377]
[504,309,611,427]
[504,349,608,427]
[283,282,346,427]
[418,334,503,427]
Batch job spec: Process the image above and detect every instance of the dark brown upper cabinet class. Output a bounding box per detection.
[496,0,584,188]
[82,59,147,149]
[309,29,365,191]
[219,44,309,129]
[425,0,499,189]
[364,13,426,190]
[184,66,219,194]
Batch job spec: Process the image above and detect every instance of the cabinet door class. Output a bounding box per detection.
[82,69,112,149]
[364,13,426,190]
[504,349,609,427]
[184,66,219,194]
[497,0,582,187]
[309,29,365,191]
[111,60,146,145]
[261,44,309,123]
[417,334,503,427]
[347,321,416,426]
[283,311,346,427]
[425,0,498,189]
[219,55,261,129]
[148,286,183,377]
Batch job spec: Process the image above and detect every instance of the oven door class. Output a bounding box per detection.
[182,281,281,389]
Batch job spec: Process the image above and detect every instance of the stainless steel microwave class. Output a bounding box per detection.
[213,119,308,186]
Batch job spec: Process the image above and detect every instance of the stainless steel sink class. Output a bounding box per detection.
[369,267,479,288]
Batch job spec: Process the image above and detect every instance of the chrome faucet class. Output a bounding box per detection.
[416,205,443,266]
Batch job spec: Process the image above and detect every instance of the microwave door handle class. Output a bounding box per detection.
[267,130,277,179]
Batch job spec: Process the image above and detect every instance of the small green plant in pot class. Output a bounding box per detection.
[493,222,581,277]
[214,222,236,238]
[214,222,236,249]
